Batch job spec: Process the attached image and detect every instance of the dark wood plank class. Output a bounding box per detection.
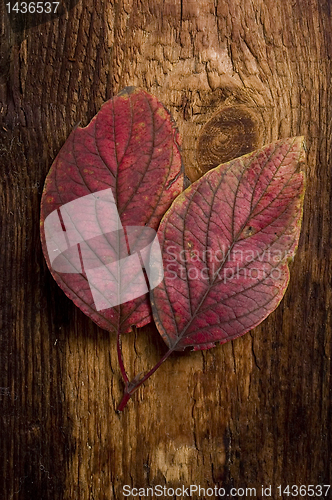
[1,0,331,498]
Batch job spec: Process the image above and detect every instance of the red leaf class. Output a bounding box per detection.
[151,137,305,351]
[40,87,183,334]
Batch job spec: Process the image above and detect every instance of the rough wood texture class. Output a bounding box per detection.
[1,1,331,498]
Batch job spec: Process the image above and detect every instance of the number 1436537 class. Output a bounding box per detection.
[277,485,330,497]
[6,2,59,14]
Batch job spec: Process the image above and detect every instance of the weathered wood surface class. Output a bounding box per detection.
[1,0,331,498]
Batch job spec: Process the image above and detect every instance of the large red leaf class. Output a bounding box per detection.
[40,87,183,334]
[151,137,305,351]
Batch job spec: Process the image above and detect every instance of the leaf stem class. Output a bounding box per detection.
[117,345,175,411]
[117,329,129,385]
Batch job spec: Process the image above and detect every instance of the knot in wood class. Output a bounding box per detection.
[196,104,262,174]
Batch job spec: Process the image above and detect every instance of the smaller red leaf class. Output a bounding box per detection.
[151,137,306,351]
[40,87,183,334]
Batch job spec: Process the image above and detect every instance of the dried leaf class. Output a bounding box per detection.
[40,87,183,333]
[151,137,305,351]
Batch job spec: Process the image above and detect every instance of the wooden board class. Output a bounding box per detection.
[1,0,331,498]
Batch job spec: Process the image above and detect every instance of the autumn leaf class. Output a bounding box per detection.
[40,87,183,334]
[151,137,305,351]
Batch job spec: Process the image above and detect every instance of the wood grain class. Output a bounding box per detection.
[1,0,331,498]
